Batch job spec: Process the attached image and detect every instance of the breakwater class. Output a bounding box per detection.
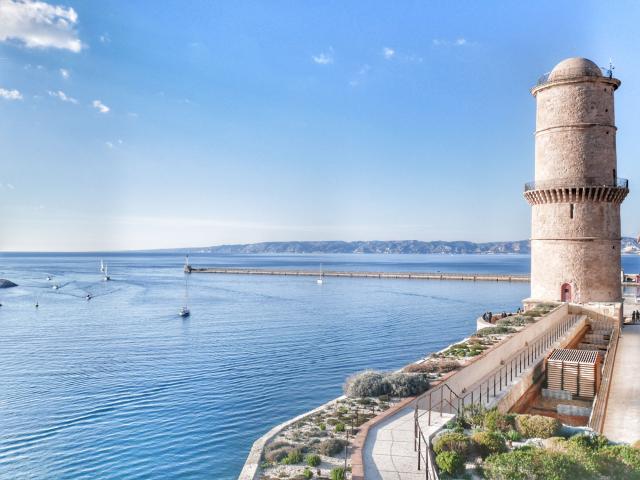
[186,267,530,282]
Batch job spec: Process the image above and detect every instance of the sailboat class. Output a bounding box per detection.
[100,259,105,273]
[178,274,190,317]
[316,263,324,285]
[103,264,111,281]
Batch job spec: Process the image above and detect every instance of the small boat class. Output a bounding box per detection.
[179,273,190,317]
[86,293,93,301]
[316,263,324,284]
[103,264,111,281]
[52,284,59,290]
[100,259,105,273]
[46,275,52,281]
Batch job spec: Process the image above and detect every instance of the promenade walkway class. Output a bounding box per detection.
[603,324,640,444]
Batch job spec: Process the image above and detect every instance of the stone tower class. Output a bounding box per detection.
[525,57,628,304]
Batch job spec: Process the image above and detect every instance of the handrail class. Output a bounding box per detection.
[524,177,629,192]
[414,311,584,478]
[535,66,615,86]
[588,326,620,433]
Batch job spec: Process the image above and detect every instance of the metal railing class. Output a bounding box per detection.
[416,429,439,480]
[588,326,620,433]
[536,66,614,86]
[413,312,583,478]
[524,177,628,192]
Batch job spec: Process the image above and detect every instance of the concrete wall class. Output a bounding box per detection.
[441,304,569,396]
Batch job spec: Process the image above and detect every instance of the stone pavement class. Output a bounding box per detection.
[363,403,453,480]
[603,324,640,444]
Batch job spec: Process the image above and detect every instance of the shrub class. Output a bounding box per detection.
[386,372,430,397]
[505,429,522,442]
[435,451,465,476]
[514,414,561,439]
[599,444,640,470]
[633,440,640,450]
[378,394,389,402]
[319,423,326,431]
[330,467,346,480]
[306,454,321,467]
[334,422,345,433]
[474,326,516,337]
[302,467,313,479]
[438,359,460,373]
[433,432,470,456]
[483,409,513,433]
[483,447,591,480]
[404,361,439,373]
[461,403,487,429]
[282,448,303,464]
[344,370,390,397]
[318,438,347,456]
[265,446,292,463]
[471,431,507,458]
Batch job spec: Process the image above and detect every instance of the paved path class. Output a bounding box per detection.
[603,324,640,444]
[363,405,453,480]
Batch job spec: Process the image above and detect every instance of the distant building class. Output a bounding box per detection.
[524,57,628,304]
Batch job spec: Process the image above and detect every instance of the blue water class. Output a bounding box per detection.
[0,253,638,479]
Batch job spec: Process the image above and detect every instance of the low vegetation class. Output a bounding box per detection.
[343,370,429,398]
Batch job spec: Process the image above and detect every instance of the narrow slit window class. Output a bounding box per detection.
[570,204,574,219]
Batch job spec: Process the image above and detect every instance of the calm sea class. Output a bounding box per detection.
[1,253,639,479]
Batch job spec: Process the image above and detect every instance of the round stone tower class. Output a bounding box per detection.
[525,57,628,304]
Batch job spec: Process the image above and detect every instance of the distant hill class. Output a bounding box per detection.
[183,237,640,255]
[193,240,532,255]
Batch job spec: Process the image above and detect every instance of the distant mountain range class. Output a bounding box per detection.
[185,237,640,255]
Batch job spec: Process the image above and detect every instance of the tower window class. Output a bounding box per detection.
[570,204,574,219]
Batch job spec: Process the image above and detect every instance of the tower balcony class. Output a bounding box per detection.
[523,177,628,205]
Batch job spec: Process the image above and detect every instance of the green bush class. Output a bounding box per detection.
[282,448,303,464]
[568,433,609,451]
[471,431,507,458]
[599,444,640,470]
[435,451,465,476]
[483,409,513,433]
[330,467,346,480]
[319,423,326,431]
[334,422,345,433]
[433,432,470,456]
[302,467,313,479]
[484,447,591,480]
[306,454,321,467]
[318,438,347,456]
[514,414,561,439]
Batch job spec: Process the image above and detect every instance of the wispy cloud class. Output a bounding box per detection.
[0,87,23,100]
[105,139,123,149]
[92,99,110,113]
[99,33,110,44]
[349,64,371,87]
[0,0,83,52]
[432,37,470,47]
[59,67,69,79]
[48,89,76,103]
[382,47,395,60]
[312,47,334,65]
[0,182,16,190]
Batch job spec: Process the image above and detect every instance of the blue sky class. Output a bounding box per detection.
[1,0,640,251]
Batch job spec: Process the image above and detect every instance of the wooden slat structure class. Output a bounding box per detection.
[547,349,602,399]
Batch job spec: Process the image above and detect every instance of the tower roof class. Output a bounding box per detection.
[548,57,602,81]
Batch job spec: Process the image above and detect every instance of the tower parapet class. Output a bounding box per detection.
[525,57,628,304]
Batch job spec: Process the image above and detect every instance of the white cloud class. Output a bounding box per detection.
[0,87,23,100]
[432,37,470,47]
[0,0,83,52]
[59,67,69,78]
[312,48,334,65]
[99,33,110,44]
[92,99,109,113]
[105,141,114,149]
[48,89,76,103]
[349,64,371,87]
[382,47,395,60]
[7,183,15,189]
